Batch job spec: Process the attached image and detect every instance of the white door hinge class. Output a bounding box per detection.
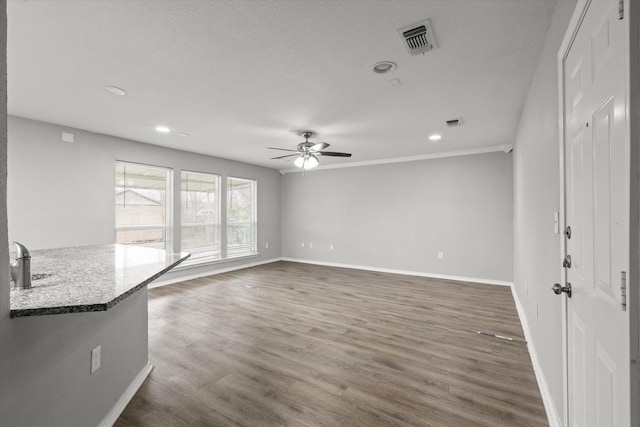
[619,0,624,20]
[621,271,627,311]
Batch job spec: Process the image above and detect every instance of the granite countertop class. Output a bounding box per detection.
[10,244,190,318]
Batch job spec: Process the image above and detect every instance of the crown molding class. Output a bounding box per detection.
[278,144,513,175]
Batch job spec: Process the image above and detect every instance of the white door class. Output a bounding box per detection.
[562,1,629,426]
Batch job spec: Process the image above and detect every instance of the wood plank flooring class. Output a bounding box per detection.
[116,261,547,427]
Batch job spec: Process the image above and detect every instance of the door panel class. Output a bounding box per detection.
[592,96,615,304]
[596,342,616,427]
[591,7,613,79]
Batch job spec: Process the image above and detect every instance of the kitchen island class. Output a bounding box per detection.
[9,244,189,318]
[2,243,189,426]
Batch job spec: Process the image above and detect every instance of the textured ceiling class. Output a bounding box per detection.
[8,0,556,169]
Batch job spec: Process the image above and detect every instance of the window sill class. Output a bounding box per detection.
[172,252,260,271]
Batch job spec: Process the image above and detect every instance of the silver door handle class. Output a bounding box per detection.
[552,283,572,298]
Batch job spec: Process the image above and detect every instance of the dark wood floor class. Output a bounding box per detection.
[116,261,547,427]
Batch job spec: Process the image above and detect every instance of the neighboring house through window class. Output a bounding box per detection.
[115,161,172,250]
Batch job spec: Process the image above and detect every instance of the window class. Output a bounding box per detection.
[226,177,257,258]
[115,162,258,262]
[181,171,221,262]
[115,161,172,249]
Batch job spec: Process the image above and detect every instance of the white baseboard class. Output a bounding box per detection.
[98,362,153,427]
[152,256,511,289]
[280,257,513,287]
[149,257,282,289]
[510,286,561,427]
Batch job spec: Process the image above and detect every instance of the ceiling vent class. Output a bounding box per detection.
[446,118,463,127]
[397,20,437,56]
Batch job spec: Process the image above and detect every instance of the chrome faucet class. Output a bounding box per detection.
[10,242,32,289]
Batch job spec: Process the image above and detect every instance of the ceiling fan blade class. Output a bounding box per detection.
[318,151,352,157]
[309,142,329,152]
[267,147,299,152]
[270,154,300,160]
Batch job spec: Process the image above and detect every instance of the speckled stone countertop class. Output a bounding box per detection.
[10,244,190,318]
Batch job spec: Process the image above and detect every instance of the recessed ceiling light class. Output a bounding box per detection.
[105,85,126,96]
[155,126,170,133]
[373,61,397,74]
[429,134,442,141]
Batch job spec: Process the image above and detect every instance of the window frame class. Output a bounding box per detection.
[114,162,261,265]
[225,176,258,259]
[180,169,222,264]
[115,160,173,250]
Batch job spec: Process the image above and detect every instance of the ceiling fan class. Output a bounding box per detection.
[268,131,352,170]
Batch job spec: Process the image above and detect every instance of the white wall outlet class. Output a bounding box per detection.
[265,242,269,249]
[301,243,305,248]
[329,244,334,251]
[437,251,444,260]
[91,345,101,374]
[62,132,74,143]
[309,243,313,249]
[553,211,559,234]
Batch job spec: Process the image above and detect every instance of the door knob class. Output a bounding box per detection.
[552,283,572,298]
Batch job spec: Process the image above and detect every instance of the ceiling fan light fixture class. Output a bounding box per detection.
[304,154,319,170]
[270,131,350,168]
[295,154,319,170]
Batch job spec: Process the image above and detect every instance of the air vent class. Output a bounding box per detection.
[398,20,437,56]
[446,118,463,127]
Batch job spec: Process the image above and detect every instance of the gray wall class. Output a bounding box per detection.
[7,115,281,266]
[512,0,577,422]
[281,152,514,282]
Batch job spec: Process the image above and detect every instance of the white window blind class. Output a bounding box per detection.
[115,161,172,250]
[226,177,257,258]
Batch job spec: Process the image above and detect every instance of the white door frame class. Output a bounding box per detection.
[557,1,639,426]
[627,1,640,426]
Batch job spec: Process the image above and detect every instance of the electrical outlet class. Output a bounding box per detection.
[91,345,101,374]
[437,251,444,260]
[301,243,305,248]
[329,244,334,251]
[309,243,313,249]
[265,242,269,249]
